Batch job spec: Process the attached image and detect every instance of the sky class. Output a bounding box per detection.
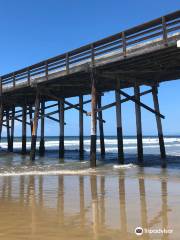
[0,0,180,136]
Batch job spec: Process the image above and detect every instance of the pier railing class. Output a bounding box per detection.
[0,10,179,91]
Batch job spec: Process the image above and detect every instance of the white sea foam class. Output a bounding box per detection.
[113,164,135,169]
[0,169,96,177]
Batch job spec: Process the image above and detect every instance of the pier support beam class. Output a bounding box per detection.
[59,99,64,158]
[134,85,143,163]
[97,95,105,156]
[10,107,15,152]
[39,100,45,156]
[115,81,124,164]
[29,105,33,135]
[6,109,11,151]
[152,86,166,159]
[22,105,27,154]
[79,95,84,158]
[90,71,97,168]
[30,92,40,161]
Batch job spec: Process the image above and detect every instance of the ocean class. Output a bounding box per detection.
[0,135,180,175]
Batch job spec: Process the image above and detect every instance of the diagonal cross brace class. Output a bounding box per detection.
[119,89,165,119]
[40,89,106,123]
[38,111,66,124]
[64,99,91,111]
[88,89,153,114]
[87,89,164,119]
[3,115,30,125]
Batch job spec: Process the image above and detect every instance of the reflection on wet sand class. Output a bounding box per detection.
[0,172,179,240]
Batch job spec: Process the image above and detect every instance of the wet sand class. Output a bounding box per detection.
[0,166,179,240]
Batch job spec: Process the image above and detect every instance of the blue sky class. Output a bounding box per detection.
[0,0,180,136]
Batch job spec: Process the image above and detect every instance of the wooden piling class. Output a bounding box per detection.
[152,86,166,159]
[59,99,64,158]
[97,95,105,156]
[115,81,124,164]
[6,109,11,151]
[29,105,33,134]
[30,92,40,161]
[22,105,27,154]
[90,71,97,168]
[79,95,84,158]
[10,107,15,152]
[39,100,45,156]
[134,85,143,162]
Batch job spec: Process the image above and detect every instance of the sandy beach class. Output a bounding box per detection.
[0,167,179,239]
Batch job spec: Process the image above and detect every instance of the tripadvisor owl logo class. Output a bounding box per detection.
[135,227,143,236]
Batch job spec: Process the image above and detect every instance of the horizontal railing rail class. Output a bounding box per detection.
[0,10,179,91]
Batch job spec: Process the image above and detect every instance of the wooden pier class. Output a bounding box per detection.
[0,10,180,167]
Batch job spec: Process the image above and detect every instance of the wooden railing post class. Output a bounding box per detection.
[45,61,48,81]
[27,67,30,85]
[0,77,2,95]
[91,44,95,67]
[66,53,69,75]
[13,72,15,88]
[162,16,168,46]
[122,31,127,57]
